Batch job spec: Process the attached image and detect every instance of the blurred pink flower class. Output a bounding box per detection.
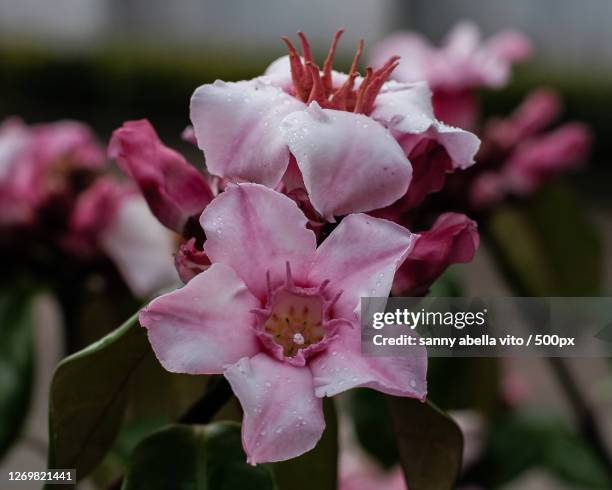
[189,31,478,221]
[393,213,479,296]
[70,178,179,298]
[109,119,214,234]
[471,89,592,207]
[140,184,427,464]
[0,117,105,226]
[341,462,406,490]
[371,22,531,128]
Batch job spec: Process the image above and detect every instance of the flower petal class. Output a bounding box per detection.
[281,103,412,220]
[372,82,481,169]
[310,324,427,399]
[224,353,325,464]
[309,214,416,319]
[109,119,214,233]
[201,183,316,301]
[392,212,479,296]
[101,194,179,298]
[139,263,260,374]
[190,79,305,188]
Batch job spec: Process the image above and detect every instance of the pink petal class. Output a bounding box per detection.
[190,79,305,188]
[310,324,427,399]
[224,353,325,464]
[309,214,416,319]
[281,103,412,220]
[201,183,316,301]
[372,82,481,169]
[174,237,210,284]
[393,212,479,296]
[139,263,260,374]
[101,194,179,298]
[109,119,214,233]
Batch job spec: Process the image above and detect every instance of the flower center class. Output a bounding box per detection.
[282,30,400,115]
[264,289,324,358]
[251,263,348,366]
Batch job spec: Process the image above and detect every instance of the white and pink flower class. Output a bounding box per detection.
[189,31,479,221]
[139,184,427,463]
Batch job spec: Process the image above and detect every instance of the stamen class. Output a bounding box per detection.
[318,279,330,293]
[359,56,400,114]
[329,290,343,311]
[297,31,314,64]
[354,67,373,114]
[306,62,326,104]
[282,37,307,100]
[323,29,344,93]
[285,261,294,288]
[349,39,365,78]
[293,333,305,345]
[281,32,397,114]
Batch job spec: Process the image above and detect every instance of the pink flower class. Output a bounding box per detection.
[139,184,427,463]
[392,213,479,296]
[109,119,214,235]
[371,22,531,128]
[0,118,105,226]
[470,89,592,207]
[70,178,179,298]
[190,31,478,221]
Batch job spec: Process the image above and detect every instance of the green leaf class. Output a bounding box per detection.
[387,397,463,490]
[122,422,277,490]
[0,289,35,461]
[474,412,611,488]
[487,183,603,296]
[273,398,338,490]
[349,389,398,469]
[48,313,148,480]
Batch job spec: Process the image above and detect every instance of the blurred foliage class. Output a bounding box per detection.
[467,411,612,489]
[487,182,603,296]
[48,314,207,485]
[0,288,35,461]
[121,422,277,490]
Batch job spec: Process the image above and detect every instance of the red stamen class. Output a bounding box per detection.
[297,31,314,64]
[306,62,326,104]
[282,37,307,100]
[359,56,400,114]
[349,39,365,78]
[329,72,357,110]
[354,67,373,114]
[323,29,344,94]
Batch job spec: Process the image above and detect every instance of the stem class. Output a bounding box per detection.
[180,376,233,424]
[482,224,612,479]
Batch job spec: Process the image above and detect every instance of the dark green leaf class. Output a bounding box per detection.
[0,289,35,461]
[387,397,463,490]
[273,398,338,490]
[48,313,147,480]
[349,389,398,469]
[122,422,277,490]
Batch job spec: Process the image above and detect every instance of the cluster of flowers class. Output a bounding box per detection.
[109,29,486,465]
[0,118,177,298]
